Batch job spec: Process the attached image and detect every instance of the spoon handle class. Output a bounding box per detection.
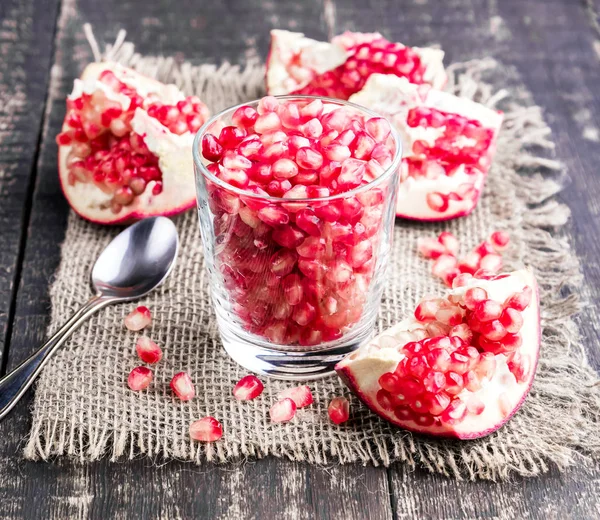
[0,294,114,420]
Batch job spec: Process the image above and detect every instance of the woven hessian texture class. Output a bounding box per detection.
[24,34,600,480]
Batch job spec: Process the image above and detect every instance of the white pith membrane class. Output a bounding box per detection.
[336,269,540,439]
[349,74,504,221]
[266,30,447,98]
[266,30,349,95]
[58,62,207,224]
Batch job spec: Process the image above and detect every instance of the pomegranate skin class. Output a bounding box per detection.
[335,269,541,440]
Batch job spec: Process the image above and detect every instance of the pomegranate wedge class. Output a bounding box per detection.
[349,75,503,221]
[335,269,540,439]
[266,30,446,99]
[57,62,210,224]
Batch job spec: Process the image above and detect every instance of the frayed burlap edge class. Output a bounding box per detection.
[24,27,600,480]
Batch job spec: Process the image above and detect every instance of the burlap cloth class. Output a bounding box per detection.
[24,31,600,480]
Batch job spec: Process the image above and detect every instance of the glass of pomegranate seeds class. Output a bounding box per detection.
[193,95,402,378]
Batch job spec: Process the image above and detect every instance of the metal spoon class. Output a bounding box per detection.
[0,216,179,420]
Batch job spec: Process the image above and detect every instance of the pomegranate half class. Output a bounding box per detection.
[266,30,447,99]
[57,62,210,224]
[335,269,540,439]
[349,74,503,221]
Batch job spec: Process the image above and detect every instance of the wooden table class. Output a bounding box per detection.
[0,0,599,518]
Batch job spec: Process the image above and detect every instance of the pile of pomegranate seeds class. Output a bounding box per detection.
[124,306,152,331]
[373,279,532,428]
[189,417,223,442]
[328,397,350,424]
[233,375,265,401]
[418,231,510,286]
[202,96,397,345]
[57,68,209,215]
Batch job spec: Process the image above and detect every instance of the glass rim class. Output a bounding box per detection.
[192,95,403,203]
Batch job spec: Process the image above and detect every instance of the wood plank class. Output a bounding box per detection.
[0,0,60,372]
[0,0,393,518]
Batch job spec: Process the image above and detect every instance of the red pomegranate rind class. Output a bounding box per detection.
[266,30,348,96]
[200,96,398,346]
[58,62,210,224]
[335,269,540,439]
[349,74,503,221]
[266,30,446,100]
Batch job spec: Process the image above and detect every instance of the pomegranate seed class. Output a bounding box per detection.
[437,231,459,256]
[219,126,246,148]
[465,396,485,415]
[458,251,482,275]
[423,391,451,416]
[233,375,264,400]
[364,117,391,142]
[323,143,351,162]
[452,273,473,288]
[189,417,223,442]
[337,159,366,190]
[417,237,446,259]
[501,333,522,351]
[500,307,523,333]
[505,286,532,311]
[272,225,305,248]
[449,323,473,344]
[475,241,496,257]
[445,372,464,395]
[327,260,353,284]
[232,106,258,128]
[124,306,152,331]
[431,254,458,278]
[422,371,447,394]
[127,366,153,391]
[463,287,488,310]
[255,112,281,133]
[508,352,532,383]
[202,134,223,161]
[490,230,510,251]
[170,372,195,401]
[463,370,482,391]
[435,306,463,326]
[272,158,299,179]
[295,147,324,169]
[328,397,350,424]
[426,348,451,371]
[277,385,314,408]
[479,253,502,273]
[473,299,504,322]
[270,398,297,423]
[440,399,467,425]
[135,336,163,364]
[426,192,449,212]
[258,206,290,226]
[414,298,442,322]
[292,301,316,326]
[475,351,497,379]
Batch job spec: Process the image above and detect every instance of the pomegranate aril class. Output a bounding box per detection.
[189,417,223,442]
[473,299,504,322]
[445,372,464,395]
[270,398,297,423]
[328,397,350,424]
[414,298,442,322]
[505,286,532,311]
[219,126,246,148]
[233,375,265,400]
[124,306,151,331]
[272,225,305,248]
[258,206,290,226]
[170,372,196,401]
[479,253,502,273]
[135,336,163,364]
[255,112,281,133]
[490,230,510,251]
[480,319,507,341]
[440,399,467,425]
[272,158,299,179]
[417,237,447,259]
[508,352,532,383]
[500,307,523,333]
[127,366,153,391]
[277,385,314,408]
[232,105,259,128]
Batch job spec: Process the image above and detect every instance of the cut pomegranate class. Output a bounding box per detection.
[127,366,153,391]
[57,62,209,224]
[189,416,223,442]
[336,269,540,439]
[135,336,162,364]
[270,398,297,423]
[233,375,265,401]
[170,371,196,401]
[200,96,398,345]
[328,396,350,424]
[277,385,314,408]
[124,306,151,331]
[349,74,503,221]
[266,30,446,99]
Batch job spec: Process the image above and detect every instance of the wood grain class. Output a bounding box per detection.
[0,0,598,518]
[0,0,60,373]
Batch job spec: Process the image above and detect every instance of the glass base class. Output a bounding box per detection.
[217,315,374,380]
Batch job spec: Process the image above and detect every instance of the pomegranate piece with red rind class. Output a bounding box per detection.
[335,269,540,439]
[170,371,196,401]
[233,375,265,401]
[57,62,210,224]
[266,30,446,99]
[124,306,152,331]
[189,417,223,442]
[349,74,503,222]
